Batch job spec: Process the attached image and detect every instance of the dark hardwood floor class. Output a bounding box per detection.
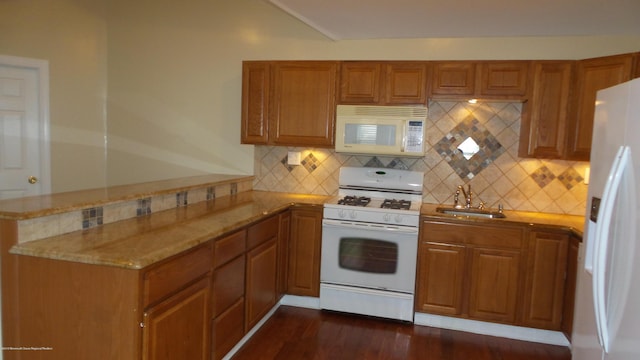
[232,306,571,360]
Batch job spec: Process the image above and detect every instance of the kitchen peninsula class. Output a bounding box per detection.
[0,175,327,360]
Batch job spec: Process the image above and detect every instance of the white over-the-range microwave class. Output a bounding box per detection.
[335,105,428,157]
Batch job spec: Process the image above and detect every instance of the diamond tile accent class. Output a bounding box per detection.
[301,153,319,173]
[176,191,188,207]
[557,168,584,190]
[137,198,152,216]
[82,207,103,229]
[207,186,215,200]
[436,116,505,179]
[531,166,556,188]
[364,157,385,168]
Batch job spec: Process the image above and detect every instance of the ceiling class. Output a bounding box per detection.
[266,0,640,40]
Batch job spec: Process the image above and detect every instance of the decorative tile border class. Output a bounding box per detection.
[16,178,253,244]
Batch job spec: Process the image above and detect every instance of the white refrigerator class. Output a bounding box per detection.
[572,77,640,359]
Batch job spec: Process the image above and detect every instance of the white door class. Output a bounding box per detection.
[0,55,50,199]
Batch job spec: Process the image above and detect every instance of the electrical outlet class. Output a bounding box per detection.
[287,151,301,166]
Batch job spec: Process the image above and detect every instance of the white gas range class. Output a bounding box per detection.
[320,167,424,322]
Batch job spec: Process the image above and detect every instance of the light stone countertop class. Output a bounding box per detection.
[10,191,328,269]
[8,190,585,271]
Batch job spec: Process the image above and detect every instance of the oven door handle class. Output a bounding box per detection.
[322,219,419,234]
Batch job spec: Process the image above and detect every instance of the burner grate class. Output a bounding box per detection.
[338,196,371,207]
[380,199,412,210]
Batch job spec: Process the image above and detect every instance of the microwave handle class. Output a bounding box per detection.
[400,121,406,153]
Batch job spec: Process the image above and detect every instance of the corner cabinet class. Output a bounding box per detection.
[339,61,429,105]
[241,61,338,147]
[566,53,637,160]
[519,61,573,158]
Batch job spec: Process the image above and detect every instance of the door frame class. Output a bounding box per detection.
[0,54,51,196]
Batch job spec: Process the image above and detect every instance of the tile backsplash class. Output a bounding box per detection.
[253,101,589,216]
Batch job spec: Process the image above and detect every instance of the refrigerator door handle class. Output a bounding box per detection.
[592,145,631,353]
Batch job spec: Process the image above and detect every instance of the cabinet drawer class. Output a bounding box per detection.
[213,255,245,317]
[143,244,212,307]
[423,221,523,249]
[214,230,246,267]
[247,215,279,249]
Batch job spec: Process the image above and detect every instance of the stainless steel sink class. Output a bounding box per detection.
[435,206,506,219]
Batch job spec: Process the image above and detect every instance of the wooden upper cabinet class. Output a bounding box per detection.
[339,61,428,105]
[241,61,338,147]
[430,61,476,97]
[519,61,574,158]
[430,61,529,100]
[477,61,529,97]
[241,62,270,144]
[384,62,429,104]
[339,62,382,104]
[269,61,338,147]
[567,53,635,160]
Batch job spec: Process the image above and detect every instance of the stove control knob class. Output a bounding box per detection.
[394,214,404,223]
[383,213,392,222]
[338,209,346,218]
[349,210,357,219]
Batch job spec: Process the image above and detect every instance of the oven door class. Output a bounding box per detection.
[320,219,418,293]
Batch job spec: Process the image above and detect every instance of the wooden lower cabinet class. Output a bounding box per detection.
[245,215,280,330]
[562,234,580,339]
[417,219,578,331]
[212,230,246,360]
[522,230,569,330]
[416,242,466,315]
[287,205,323,296]
[468,247,521,323]
[142,276,211,360]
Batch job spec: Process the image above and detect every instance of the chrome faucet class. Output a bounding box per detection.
[455,184,473,209]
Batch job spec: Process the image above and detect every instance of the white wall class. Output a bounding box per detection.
[2,0,640,191]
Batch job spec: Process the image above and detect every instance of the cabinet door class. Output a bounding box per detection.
[468,247,521,323]
[245,238,278,330]
[384,62,428,104]
[212,299,244,360]
[567,53,634,160]
[288,206,323,297]
[142,277,210,360]
[339,62,382,104]
[477,61,529,97]
[269,61,338,147]
[519,61,573,158]
[522,231,569,330]
[562,235,580,339]
[241,61,270,144]
[277,211,291,299]
[416,241,466,315]
[430,61,476,97]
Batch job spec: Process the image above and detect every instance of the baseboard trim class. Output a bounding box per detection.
[414,312,570,347]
